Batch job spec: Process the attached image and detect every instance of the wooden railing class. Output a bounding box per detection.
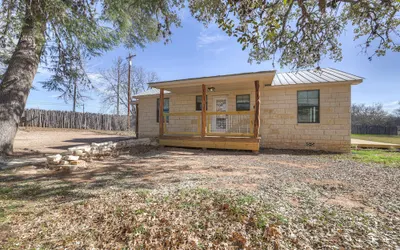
[163,112,201,135]
[163,111,255,137]
[206,111,254,137]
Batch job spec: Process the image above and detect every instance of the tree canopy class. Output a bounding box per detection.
[0,0,184,154]
[0,0,181,86]
[189,0,400,69]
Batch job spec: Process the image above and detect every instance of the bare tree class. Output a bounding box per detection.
[395,102,400,117]
[99,59,158,115]
[351,103,390,126]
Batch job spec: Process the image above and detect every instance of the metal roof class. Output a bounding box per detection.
[272,68,363,86]
[134,68,363,97]
[133,88,171,97]
[148,70,276,86]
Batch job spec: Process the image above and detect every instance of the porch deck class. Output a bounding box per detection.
[156,81,261,152]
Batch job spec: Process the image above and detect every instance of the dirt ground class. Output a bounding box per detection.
[13,127,133,154]
[1,146,399,249]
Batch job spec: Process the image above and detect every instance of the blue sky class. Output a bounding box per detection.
[27,12,399,114]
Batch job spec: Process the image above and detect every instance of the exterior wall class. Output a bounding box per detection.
[259,84,351,153]
[138,89,255,137]
[138,83,352,153]
[137,97,159,138]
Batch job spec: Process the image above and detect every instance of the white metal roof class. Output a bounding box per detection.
[133,88,171,97]
[134,68,363,97]
[272,68,363,86]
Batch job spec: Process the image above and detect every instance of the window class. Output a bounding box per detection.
[297,90,320,123]
[156,98,169,123]
[195,95,208,111]
[236,94,250,111]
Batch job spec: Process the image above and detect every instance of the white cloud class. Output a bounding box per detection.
[87,72,103,85]
[206,47,227,54]
[382,101,400,113]
[196,25,229,53]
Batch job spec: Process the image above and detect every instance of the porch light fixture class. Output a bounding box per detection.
[207,87,215,92]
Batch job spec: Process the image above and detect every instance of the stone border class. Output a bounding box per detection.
[46,138,157,170]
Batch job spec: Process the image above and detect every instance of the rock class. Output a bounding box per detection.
[116,138,152,148]
[64,155,79,161]
[68,145,91,153]
[74,150,84,156]
[47,154,62,164]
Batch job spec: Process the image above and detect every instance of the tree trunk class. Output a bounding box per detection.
[0,3,46,155]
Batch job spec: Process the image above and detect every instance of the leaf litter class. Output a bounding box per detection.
[0,147,399,249]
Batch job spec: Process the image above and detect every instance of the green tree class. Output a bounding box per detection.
[0,0,182,154]
[189,0,400,68]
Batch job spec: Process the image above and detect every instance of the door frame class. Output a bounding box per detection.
[212,95,228,133]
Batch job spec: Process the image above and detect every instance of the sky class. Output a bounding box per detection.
[26,11,400,114]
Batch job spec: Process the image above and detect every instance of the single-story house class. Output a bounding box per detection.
[133,68,363,153]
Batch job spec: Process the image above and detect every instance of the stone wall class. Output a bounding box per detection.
[137,84,352,153]
[259,84,351,153]
[137,89,256,138]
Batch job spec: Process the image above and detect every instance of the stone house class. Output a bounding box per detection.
[133,68,363,153]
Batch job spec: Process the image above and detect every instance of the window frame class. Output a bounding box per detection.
[297,90,320,124]
[236,94,251,111]
[195,95,208,111]
[156,98,169,123]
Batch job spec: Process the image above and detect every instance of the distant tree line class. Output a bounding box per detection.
[352,102,400,126]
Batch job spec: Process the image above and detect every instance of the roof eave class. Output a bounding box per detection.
[148,70,276,88]
[269,79,363,88]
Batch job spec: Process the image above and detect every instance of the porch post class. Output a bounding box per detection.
[159,88,164,137]
[135,103,139,138]
[254,80,260,138]
[201,84,206,137]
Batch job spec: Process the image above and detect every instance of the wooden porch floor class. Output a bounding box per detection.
[159,136,260,151]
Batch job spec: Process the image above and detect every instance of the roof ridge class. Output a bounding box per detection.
[326,67,364,79]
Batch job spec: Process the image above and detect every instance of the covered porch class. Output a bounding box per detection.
[152,72,275,152]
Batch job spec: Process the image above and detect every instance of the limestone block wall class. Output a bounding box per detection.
[259,84,352,153]
[138,84,352,153]
[137,97,159,138]
[138,89,256,137]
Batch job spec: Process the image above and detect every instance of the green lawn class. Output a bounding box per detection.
[351,149,400,167]
[351,134,400,144]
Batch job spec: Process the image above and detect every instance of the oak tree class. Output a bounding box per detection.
[0,0,182,154]
[189,0,400,68]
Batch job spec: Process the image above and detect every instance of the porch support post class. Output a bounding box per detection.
[201,84,206,137]
[135,103,139,138]
[159,88,164,137]
[254,80,260,138]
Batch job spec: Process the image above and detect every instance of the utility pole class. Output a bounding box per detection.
[116,57,121,115]
[126,53,136,130]
[73,75,77,112]
[73,63,77,112]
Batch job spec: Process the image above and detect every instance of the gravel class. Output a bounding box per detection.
[0,147,399,249]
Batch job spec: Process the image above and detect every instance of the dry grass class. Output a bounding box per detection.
[1,147,399,249]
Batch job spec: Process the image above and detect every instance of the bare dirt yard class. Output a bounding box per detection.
[13,127,133,155]
[1,142,399,249]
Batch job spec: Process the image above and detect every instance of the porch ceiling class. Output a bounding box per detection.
[153,73,275,94]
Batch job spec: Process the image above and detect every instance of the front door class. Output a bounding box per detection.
[212,96,228,133]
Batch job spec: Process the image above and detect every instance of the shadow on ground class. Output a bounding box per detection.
[47,136,134,151]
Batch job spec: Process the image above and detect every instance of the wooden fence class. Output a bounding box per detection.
[351,125,399,135]
[21,109,134,131]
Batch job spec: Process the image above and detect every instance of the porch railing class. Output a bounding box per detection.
[206,111,254,137]
[163,112,201,135]
[163,111,254,137]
